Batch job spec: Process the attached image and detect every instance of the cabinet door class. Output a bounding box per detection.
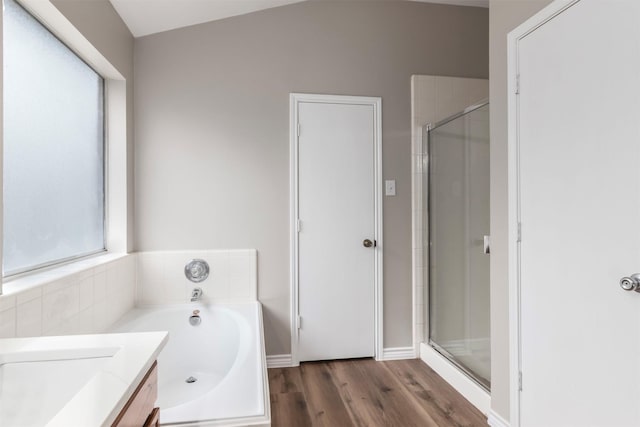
[112,362,158,427]
[143,408,160,427]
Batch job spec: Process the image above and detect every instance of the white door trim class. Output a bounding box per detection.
[507,1,581,426]
[289,93,383,366]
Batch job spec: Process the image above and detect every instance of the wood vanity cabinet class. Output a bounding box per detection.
[112,361,160,427]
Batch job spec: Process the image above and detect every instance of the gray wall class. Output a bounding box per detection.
[134,0,488,355]
[489,0,552,420]
[51,0,136,251]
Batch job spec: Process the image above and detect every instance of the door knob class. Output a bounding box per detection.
[363,239,375,248]
[620,273,640,292]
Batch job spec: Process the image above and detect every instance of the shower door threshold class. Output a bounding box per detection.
[428,340,490,392]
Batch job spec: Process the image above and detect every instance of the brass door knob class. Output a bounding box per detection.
[363,239,374,248]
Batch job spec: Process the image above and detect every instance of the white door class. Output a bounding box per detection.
[516,1,640,425]
[295,96,378,362]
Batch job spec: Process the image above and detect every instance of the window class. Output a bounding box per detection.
[3,0,105,275]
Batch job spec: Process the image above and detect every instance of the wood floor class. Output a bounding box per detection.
[268,358,488,427]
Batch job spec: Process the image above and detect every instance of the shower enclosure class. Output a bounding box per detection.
[423,101,490,390]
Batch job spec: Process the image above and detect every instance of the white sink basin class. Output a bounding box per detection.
[0,332,168,427]
[0,347,119,426]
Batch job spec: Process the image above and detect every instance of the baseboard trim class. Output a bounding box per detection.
[381,346,416,360]
[266,354,294,368]
[487,411,510,427]
[268,348,417,366]
[420,342,490,414]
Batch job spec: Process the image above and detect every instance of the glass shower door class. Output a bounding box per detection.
[425,102,490,389]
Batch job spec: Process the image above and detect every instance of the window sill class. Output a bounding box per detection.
[1,252,129,297]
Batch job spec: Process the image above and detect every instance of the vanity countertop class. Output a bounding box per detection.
[0,331,168,427]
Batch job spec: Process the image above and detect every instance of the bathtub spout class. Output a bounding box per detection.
[191,287,203,302]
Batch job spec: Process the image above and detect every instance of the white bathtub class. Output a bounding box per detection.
[110,302,270,427]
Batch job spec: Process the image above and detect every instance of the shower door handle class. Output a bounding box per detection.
[483,235,491,254]
[620,273,640,292]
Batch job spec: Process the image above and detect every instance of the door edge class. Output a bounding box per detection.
[506,1,581,425]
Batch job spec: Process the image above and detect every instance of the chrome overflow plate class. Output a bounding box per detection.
[185,259,210,283]
[189,309,202,326]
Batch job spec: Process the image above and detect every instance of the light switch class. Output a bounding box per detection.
[385,180,396,196]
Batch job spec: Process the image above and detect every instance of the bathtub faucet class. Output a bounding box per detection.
[191,287,203,302]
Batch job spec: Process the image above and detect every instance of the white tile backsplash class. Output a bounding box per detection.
[78,276,94,311]
[0,250,256,339]
[93,270,107,301]
[16,297,42,337]
[206,251,230,296]
[0,254,136,339]
[43,277,75,295]
[136,249,257,305]
[228,251,257,300]
[0,295,16,313]
[136,252,166,304]
[42,283,81,334]
[93,300,109,332]
[16,287,42,305]
[74,307,96,335]
[106,262,122,294]
[0,308,16,338]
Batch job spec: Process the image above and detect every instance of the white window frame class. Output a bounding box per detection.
[0,0,128,291]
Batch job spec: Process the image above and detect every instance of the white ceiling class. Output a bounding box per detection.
[110,0,489,38]
[109,0,306,37]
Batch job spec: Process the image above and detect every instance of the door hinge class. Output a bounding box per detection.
[517,222,522,242]
[516,74,521,95]
[518,371,523,391]
[297,122,301,137]
[296,219,302,233]
[483,235,491,254]
[297,315,302,330]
